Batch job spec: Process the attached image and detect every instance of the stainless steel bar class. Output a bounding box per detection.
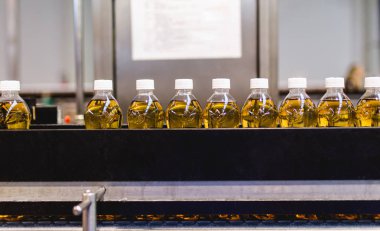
[5,0,20,80]
[73,187,106,231]
[94,186,106,201]
[92,0,113,81]
[3,181,380,202]
[258,0,278,102]
[83,192,96,231]
[73,0,85,115]
[73,198,91,216]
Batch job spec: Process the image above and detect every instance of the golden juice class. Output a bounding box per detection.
[317,100,355,127]
[203,102,240,128]
[241,98,277,128]
[127,100,164,129]
[279,98,317,127]
[166,100,202,128]
[0,100,31,129]
[84,99,122,129]
[355,99,380,127]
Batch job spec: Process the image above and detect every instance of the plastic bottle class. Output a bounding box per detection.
[241,78,278,128]
[127,79,164,129]
[279,78,317,127]
[317,77,355,127]
[166,79,202,128]
[0,80,31,129]
[203,78,240,128]
[356,77,380,127]
[84,79,122,129]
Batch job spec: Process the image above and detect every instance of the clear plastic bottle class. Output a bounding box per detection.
[279,78,317,127]
[166,79,202,128]
[84,79,122,129]
[203,78,240,128]
[0,80,31,129]
[317,77,355,127]
[241,78,278,128]
[127,79,164,129]
[356,77,380,127]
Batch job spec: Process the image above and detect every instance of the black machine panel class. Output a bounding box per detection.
[0,127,379,181]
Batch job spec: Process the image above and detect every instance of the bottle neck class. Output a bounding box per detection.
[176,89,192,95]
[213,88,230,94]
[94,90,113,96]
[365,88,380,94]
[326,87,344,94]
[289,88,306,94]
[137,89,154,95]
[1,90,20,98]
[251,88,268,94]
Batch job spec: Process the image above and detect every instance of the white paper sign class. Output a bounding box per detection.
[130,0,242,60]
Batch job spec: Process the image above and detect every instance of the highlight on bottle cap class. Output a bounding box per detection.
[288,77,307,89]
[212,78,230,89]
[0,80,20,91]
[94,79,113,91]
[364,77,380,88]
[250,78,268,89]
[136,79,154,90]
[175,79,193,90]
[325,77,344,88]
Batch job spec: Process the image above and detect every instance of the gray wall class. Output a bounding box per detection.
[0,0,94,93]
[278,0,380,90]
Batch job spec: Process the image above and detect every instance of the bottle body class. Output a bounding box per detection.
[355,88,380,127]
[279,89,317,127]
[241,89,278,128]
[84,91,122,129]
[317,88,355,127]
[127,91,164,129]
[166,90,202,128]
[0,91,31,129]
[203,89,240,128]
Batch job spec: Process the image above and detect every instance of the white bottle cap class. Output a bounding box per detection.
[0,80,20,91]
[250,78,268,89]
[325,77,345,88]
[136,79,154,90]
[94,79,113,91]
[288,77,307,89]
[212,78,230,89]
[175,79,193,90]
[364,77,380,88]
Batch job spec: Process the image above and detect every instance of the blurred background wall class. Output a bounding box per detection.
[0,0,379,113]
[278,0,380,90]
[0,0,94,93]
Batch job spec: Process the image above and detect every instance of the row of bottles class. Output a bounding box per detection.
[84,77,380,129]
[0,76,378,130]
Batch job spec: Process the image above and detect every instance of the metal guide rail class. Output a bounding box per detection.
[1,181,380,228]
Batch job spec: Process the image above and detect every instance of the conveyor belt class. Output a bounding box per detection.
[0,214,380,228]
[0,221,380,229]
